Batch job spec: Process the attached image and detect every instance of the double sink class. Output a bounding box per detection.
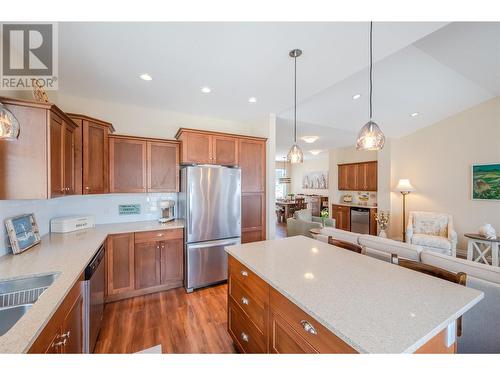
[0,273,59,336]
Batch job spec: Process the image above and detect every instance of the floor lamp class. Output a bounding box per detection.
[396,179,414,242]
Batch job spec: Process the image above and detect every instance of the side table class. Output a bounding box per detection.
[465,233,500,267]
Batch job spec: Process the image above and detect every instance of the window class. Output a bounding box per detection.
[275,168,288,199]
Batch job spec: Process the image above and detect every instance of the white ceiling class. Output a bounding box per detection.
[277,22,500,159]
[53,22,499,160]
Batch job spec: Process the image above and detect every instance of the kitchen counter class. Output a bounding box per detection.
[333,202,378,209]
[0,219,184,353]
[225,236,483,353]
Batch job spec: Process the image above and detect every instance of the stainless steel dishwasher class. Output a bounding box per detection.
[350,207,370,234]
[83,244,105,353]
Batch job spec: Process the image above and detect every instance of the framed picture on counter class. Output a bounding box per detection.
[4,213,41,254]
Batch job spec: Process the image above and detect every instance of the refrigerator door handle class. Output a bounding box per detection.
[188,184,193,235]
[187,238,240,249]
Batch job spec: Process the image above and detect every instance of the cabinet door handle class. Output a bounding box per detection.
[85,186,90,190]
[157,233,164,237]
[240,270,248,277]
[300,320,317,335]
[61,331,70,339]
[240,332,249,342]
[52,338,67,347]
[241,297,249,305]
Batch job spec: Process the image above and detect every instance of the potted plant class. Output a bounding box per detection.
[374,211,390,238]
[320,208,329,226]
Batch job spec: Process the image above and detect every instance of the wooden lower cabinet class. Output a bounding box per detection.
[332,204,351,231]
[28,275,84,353]
[270,311,317,353]
[107,229,184,301]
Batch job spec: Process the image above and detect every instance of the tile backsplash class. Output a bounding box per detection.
[0,193,177,257]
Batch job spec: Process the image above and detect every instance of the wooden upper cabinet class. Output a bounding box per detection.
[338,161,377,191]
[68,114,115,195]
[147,141,179,192]
[0,97,77,199]
[212,135,238,166]
[109,136,147,193]
[239,138,265,193]
[178,131,212,164]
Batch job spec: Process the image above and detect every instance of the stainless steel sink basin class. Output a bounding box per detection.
[0,304,33,336]
[0,272,59,336]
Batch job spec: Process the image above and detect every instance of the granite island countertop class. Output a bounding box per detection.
[0,219,184,353]
[225,236,483,353]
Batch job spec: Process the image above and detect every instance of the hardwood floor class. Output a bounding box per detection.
[94,284,235,354]
[276,221,287,238]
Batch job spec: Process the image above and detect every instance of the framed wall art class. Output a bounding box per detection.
[472,163,500,201]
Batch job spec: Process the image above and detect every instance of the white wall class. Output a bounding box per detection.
[0,193,176,257]
[387,96,500,250]
[289,157,329,196]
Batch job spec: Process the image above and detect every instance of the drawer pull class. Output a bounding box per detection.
[53,338,67,347]
[300,320,317,335]
[241,297,249,305]
[157,233,164,237]
[61,331,70,339]
[240,332,249,342]
[240,270,248,277]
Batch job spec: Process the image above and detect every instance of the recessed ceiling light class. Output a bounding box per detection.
[410,112,419,117]
[139,73,152,81]
[304,272,315,280]
[301,136,319,144]
[201,86,211,94]
[248,97,257,103]
[352,94,361,100]
[309,150,322,156]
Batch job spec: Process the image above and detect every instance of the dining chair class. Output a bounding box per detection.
[390,254,467,336]
[328,236,363,254]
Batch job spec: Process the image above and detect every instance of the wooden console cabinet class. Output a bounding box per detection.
[28,275,84,353]
[68,113,115,195]
[109,135,180,193]
[0,97,78,199]
[332,204,351,231]
[338,161,377,191]
[106,228,184,302]
[176,128,267,244]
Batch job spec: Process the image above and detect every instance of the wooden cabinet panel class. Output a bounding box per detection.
[109,136,147,193]
[49,115,64,197]
[160,238,183,284]
[135,242,161,289]
[345,164,357,190]
[229,255,268,303]
[365,161,378,191]
[270,287,357,353]
[229,278,266,333]
[332,204,350,231]
[242,193,265,243]
[180,132,212,164]
[228,299,267,353]
[370,208,378,236]
[213,135,238,166]
[338,164,348,191]
[28,275,83,354]
[147,141,179,192]
[107,233,135,296]
[356,163,367,190]
[61,292,83,354]
[63,124,75,195]
[270,311,317,354]
[239,138,265,193]
[84,122,109,194]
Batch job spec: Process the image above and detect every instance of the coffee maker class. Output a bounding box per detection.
[158,199,175,223]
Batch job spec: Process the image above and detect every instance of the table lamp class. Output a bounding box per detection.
[396,179,414,242]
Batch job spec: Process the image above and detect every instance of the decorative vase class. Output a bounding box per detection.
[378,229,387,238]
[479,224,497,239]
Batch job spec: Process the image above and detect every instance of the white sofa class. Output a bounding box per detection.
[312,227,500,353]
[406,211,458,257]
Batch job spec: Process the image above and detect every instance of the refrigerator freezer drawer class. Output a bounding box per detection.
[185,237,241,292]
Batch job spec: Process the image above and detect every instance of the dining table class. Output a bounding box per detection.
[276,200,297,219]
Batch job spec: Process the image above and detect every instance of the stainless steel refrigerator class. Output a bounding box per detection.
[179,165,241,292]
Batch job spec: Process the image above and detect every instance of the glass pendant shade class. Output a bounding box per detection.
[356,120,385,151]
[0,105,20,140]
[287,144,304,164]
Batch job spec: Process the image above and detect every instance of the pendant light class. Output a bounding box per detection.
[356,22,385,151]
[279,157,291,184]
[287,49,304,164]
[0,103,20,140]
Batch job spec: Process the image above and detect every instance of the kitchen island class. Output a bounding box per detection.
[225,236,483,353]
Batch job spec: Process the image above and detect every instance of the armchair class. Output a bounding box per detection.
[406,211,457,257]
[286,209,335,238]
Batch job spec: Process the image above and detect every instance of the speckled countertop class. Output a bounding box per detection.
[0,220,184,353]
[225,236,483,353]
